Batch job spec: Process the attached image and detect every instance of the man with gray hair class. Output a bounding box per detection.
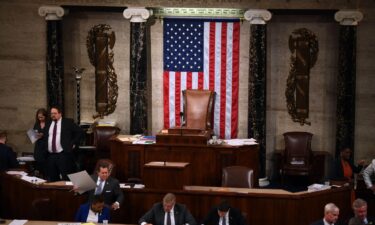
[348,198,374,225]
[139,193,196,225]
[310,203,340,225]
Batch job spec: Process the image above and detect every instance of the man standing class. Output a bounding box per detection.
[88,160,123,210]
[363,159,375,194]
[348,198,374,225]
[310,203,340,225]
[139,193,196,225]
[45,106,82,181]
[0,130,19,171]
[201,200,247,225]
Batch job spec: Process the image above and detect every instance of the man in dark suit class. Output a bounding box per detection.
[310,203,340,225]
[139,193,196,225]
[45,106,83,181]
[348,198,374,225]
[0,130,19,171]
[88,160,124,210]
[201,200,247,225]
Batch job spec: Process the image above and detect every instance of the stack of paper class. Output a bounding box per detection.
[225,138,258,146]
[307,183,331,192]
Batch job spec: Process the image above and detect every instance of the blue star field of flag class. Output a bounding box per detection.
[163,19,204,72]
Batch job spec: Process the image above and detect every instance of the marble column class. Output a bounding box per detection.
[123,8,152,135]
[38,6,67,112]
[245,9,272,178]
[334,10,363,156]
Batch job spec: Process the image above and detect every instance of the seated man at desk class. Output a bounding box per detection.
[88,160,124,210]
[0,130,19,171]
[201,200,247,225]
[348,198,374,225]
[75,194,110,223]
[139,193,196,225]
[310,203,340,225]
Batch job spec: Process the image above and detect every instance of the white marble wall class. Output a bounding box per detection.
[0,1,374,178]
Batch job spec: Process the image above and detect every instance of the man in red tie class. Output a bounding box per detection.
[45,106,83,181]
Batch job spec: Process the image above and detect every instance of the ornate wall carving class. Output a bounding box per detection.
[87,24,119,119]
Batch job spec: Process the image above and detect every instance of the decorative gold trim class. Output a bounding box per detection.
[153,7,245,18]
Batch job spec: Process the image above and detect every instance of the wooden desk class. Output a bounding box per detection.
[110,139,259,187]
[143,162,191,189]
[1,173,355,225]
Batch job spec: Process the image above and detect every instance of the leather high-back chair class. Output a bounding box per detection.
[222,166,254,188]
[93,126,120,159]
[281,132,313,178]
[182,89,215,130]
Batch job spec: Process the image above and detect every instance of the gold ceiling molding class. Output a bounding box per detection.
[153,7,245,18]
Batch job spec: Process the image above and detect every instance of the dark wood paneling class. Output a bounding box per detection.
[0,173,353,225]
[110,140,259,187]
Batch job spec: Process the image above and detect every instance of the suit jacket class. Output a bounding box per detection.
[330,158,363,181]
[0,143,19,171]
[348,217,375,225]
[139,202,197,225]
[75,202,110,223]
[310,220,324,225]
[201,207,247,225]
[89,175,124,207]
[44,118,83,153]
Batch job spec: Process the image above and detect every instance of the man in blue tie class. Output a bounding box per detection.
[139,193,196,225]
[88,160,123,210]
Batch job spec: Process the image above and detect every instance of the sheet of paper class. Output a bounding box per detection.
[9,219,28,225]
[27,128,39,144]
[21,175,46,184]
[68,170,96,194]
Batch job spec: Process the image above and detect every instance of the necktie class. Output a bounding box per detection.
[95,179,104,195]
[52,121,57,152]
[166,211,171,225]
[222,217,226,225]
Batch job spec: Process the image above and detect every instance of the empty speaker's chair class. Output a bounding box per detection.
[281,132,313,180]
[182,89,215,130]
[222,166,254,188]
[93,126,120,159]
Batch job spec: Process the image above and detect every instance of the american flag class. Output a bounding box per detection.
[163,18,240,139]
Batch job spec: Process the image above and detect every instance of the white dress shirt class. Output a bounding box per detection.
[86,208,99,223]
[164,207,176,225]
[363,159,375,189]
[220,211,229,225]
[48,118,63,153]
